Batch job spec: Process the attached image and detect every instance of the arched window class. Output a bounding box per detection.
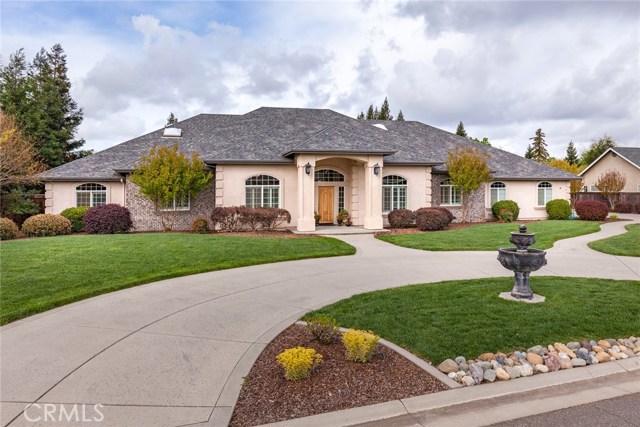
[537,182,552,206]
[245,175,280,208]
[382,175,407,211]
[76,183,107,207]
[440,179,461,206]
[314,169,345,182]
[490,182,506,206]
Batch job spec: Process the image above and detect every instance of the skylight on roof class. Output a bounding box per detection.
[163,127,182,137]
[373,124,388,131]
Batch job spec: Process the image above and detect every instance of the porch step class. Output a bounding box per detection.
[289,226,389,235]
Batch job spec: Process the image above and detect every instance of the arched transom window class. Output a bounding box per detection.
[490,182,506,205]
[245,175,280,208]
[314,169,345,182]
[440,178,461,206]
[76,183,107,207]
[382,175,407,211]
[537,182,552,206]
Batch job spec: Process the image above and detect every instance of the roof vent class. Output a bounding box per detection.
[373,123,388,131]
[163,127,182,137]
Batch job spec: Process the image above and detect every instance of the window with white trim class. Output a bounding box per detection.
[537,182,553,206]
[314,169,345,182]
[382,175,407,211]
[245,175,280,208]
[440,178,461,206]
[490,182,506,206]
[162,195,190,211]
[76,183,107,207]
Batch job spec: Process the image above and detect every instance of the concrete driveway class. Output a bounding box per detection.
[1,217,638,427]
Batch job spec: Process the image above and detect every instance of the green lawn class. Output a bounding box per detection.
[377,220,601,251]
[0,233,355,325]
[305,277,640,364]
[588,223,640,257]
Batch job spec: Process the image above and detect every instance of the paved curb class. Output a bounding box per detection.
[257,356,640,427]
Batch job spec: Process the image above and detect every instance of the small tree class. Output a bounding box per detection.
[581,135,615,166]
[455,121,468,137]
[166,112,178,127]
[446,147,492,223]
[547,158,583,207]
[0,110,45,187]
[130,144,212,231]
[396,110,404,121]
[529,128,549,162]
[565,141,578,165]
[595,170,626,210]
[524,144,534,159]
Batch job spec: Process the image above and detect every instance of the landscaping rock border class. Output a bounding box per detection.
[438,336,640,386]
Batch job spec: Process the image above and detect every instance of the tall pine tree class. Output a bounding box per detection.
[166,112,179,127]
[524,144,534,160]
[565,141,578,165]
[358,98,404,121]
[0,44,89,168]
[455,121,468,137]
[396,110,404,121]
[528,128,549,162]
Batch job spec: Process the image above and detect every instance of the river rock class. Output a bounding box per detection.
[520,363,534,377]
[608,350,622,360]
[596,352,611,363]
[534,364,549,374]
[567,342,581,350]
[504,358,514,367]
[527,352,544,365]
[604,338,618,346]
[495,357,505,366]
[528,345,544,355]
[592,345,604,353]
[455,371,466,381]
[448,372,457,379]
[554,343,576,359]
[484,369,497,383]
[438,359,459,374]
[558,353,573,369]
[588,355,599,365]
[547,345,555,353]
[576,348,589,360]
[455,356,467,365]
[496,367,510,381]
[611,345,621,353]
[545,354,562,372]
[491,360,502,370]
[478,352,496,361]
[459,362,469,372]
[461,375,475,387]
[580,341,592,352]
[622,349,636,358]
[506,366,521,379]
[496,352,507,359]
[477,361,492,371]
[597,340,612,348]
[572,358,587,367]
[469,363,484,385]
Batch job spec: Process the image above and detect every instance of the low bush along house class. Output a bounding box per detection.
[39,107,578,231]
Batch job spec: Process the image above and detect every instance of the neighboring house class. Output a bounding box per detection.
[39,107,577,231]
[579,147,640,193]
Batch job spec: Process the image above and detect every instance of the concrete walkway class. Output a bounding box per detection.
[1,217,639,427]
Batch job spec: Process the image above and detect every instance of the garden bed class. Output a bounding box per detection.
[229,324,448,426]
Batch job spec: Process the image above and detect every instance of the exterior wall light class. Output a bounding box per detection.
[373,163,380,175]
[305,162,312,175]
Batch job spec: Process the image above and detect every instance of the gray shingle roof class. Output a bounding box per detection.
[39,107,578,181]
[613,147,640,168]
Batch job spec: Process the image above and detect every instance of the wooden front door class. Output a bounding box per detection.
[318,186,334,223]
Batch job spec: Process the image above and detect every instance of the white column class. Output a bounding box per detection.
[296,155,316,231]
[363,157,384,229]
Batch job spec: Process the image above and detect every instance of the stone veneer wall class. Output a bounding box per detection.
[431,173,486,223]
[125,180,216,231]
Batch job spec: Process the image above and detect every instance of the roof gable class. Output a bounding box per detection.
[579,147,640,176]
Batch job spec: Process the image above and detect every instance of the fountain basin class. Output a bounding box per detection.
[497,248,547,272]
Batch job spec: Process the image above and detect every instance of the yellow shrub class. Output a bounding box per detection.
[275,347,323,381]
[342,329,379,363]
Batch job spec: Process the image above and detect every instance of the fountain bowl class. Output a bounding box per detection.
[497,248,547,272]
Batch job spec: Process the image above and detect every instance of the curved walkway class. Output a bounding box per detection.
[1,218,639,427]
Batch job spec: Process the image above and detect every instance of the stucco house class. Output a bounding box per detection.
[578,147,640,193]
[39,107,577,231]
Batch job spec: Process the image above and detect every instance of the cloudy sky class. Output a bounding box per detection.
[2,1,639,158]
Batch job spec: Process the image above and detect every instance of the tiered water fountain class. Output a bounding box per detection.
[497,225,547,303]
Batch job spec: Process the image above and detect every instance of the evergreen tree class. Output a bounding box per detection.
[0,44,89,168]
[378,97,392,120]
[365,105,375,120]
[565,141,578,165]
[470,137,491,147]
[166,112,179,127]
[356,111,365,120]
[396,110,404,121]
[528,128,549,162]
[360,98,401,121]
[580,135,615,166]
[524,144,534,159]
[455,121,468,137]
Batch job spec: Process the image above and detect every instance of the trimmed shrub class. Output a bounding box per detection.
[0,217,20,240]
[430,207,455,224]
[491,200,520,221]
[306,316,341,345]
[60,206,91,232]
[258,208,292,231]
[575,200,609,221]
[614,202,634,214]
[497,209,515,223]
[415,208,450,231]
[276,347,323,381]
[387,209,416,228]
[211,206,292,232]
[211,206,243,232]
[83,204,132,234]
[191,216,210,233]
[21,214,72,237]
[636,204,640,214]
[546,199,571,220]
[342,329,379,363]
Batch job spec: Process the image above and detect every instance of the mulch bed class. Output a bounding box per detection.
[229,325,448,427]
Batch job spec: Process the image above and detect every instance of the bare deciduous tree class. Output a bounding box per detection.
[595,170,626,210]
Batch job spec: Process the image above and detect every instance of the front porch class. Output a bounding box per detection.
[289,225,389,235]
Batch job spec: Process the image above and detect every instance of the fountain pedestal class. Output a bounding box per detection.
[497,225,547,302]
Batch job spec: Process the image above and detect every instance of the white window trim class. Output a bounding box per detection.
[75,183,107,207]
[537,182,553,206]
[161,195,191,211]
[490,182,507,206]
[382,175,408,212]
[245,175,281,208]
[440,179,462,206]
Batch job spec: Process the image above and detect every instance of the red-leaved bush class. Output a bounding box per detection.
[415,208,450,231]
[575,200,609,221]
[387,209,416,228]
[614,202,635,214]
[211,206,291,231]
[84,204,133,234]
